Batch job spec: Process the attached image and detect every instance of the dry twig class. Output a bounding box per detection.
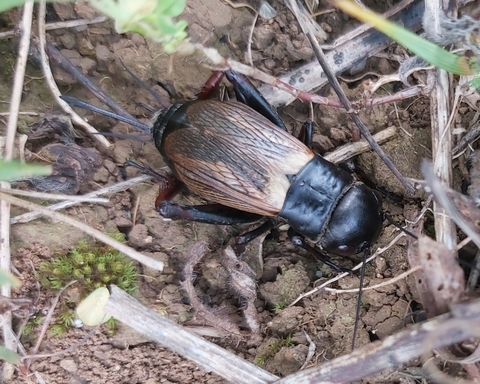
[0,192,163,271]
[0,188,109,203]
[105,285,278,384]
[324,126,397,163]
[286,0,413,192]
[0,16,107,39]
[425,0,457,251]
[0,2,34,380]
[36,2,111,149]
[10,174,152,224]
[26,281,76,369]
[289,232,406,306]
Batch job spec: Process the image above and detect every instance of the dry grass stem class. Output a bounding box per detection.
[37,2,111,149]
[10,174,152,224]
[324,265,423,294]
[0,192,164,271]
[424,0,457,251]
[0,188,109,203]
[0,2,34,380]
[0,16,107,39]
[27,281,76,368]
[289,233,406,306]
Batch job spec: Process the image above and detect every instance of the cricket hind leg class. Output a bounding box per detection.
[197,70,287,131]
[225,70,287,131]
[127,159,265,225]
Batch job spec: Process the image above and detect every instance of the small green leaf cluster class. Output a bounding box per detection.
[22,315,44,336]
[38,234,137,295]
[1,1,189,54]
[25,308,77,337]
[90,0,188,53]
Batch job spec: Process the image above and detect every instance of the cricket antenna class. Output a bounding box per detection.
[60,95,151,132]
[352,246,369,350]
[351,216,417,349]
[384,213,418,240]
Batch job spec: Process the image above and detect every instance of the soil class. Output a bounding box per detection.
[0,0,471,383]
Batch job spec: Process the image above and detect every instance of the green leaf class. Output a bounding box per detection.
[469,75,480,91]
[0,345,20,365]
[156,0,186,17]
[88,0,187,53]
[334,0,474,75]
[76,287,111,326]
[0,0,26,13]
[0,270,21,288]
[0,160,52,181]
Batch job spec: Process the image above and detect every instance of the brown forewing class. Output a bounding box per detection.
[163,101,314,216]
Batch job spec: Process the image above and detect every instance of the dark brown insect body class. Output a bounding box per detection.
[153,96,384,261]
[60,70,385,269]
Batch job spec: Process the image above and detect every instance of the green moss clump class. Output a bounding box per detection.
[35,234,137,336]
[38,234,137,295]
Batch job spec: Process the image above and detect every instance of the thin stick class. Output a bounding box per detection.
[287,0,414,192]
[422,160,480,251]
[36,3,111,149]
[0,192,164,271]
[289,233,406,306]
[324,265,423,293]
[425,0,457,251]
[360,85,424,109]
[246,13,258,66]
[0,188,109,203]
[11,174,152,224]
[0,2,34,381]
[0,111,39,116]
[0,16,107,39]
[324,126,397,163]
[22,326,99,362]
[105,285,278,384]
[27,281,77,369]
[4,9,33,159]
